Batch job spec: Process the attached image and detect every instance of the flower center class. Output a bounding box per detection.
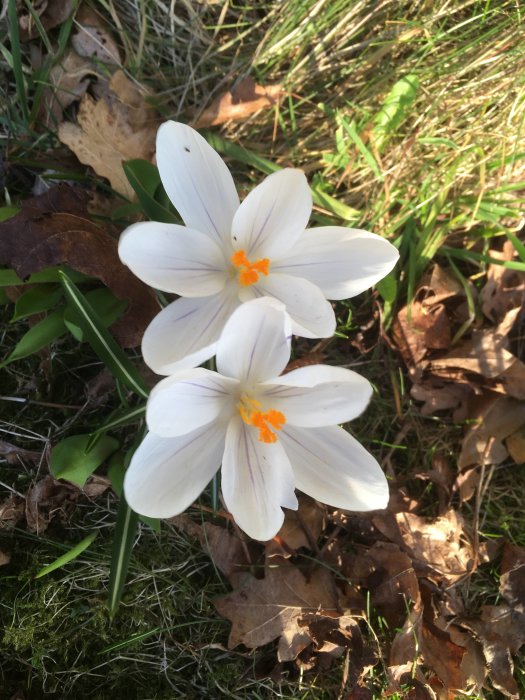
[238,394,286,443]
[231,250,270,287]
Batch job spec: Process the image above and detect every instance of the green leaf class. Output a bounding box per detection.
[35,532,98,579]
[59,271,149,399]
[1,309,66,366]
[0,269,23,286]
[0,206,20,222]
[63,287,128,341]
[0,266,92,287]
[336,115,383,180]
[11,285,63,321]
[108,495,139,618]
[372,74,419,152]
[123,160,178,224]
[376,271,398,304]
[50,433,119,488]
[90,405,146,440]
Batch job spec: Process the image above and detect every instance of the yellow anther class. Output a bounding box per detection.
[238,395,286,443]
[231,250,270,286]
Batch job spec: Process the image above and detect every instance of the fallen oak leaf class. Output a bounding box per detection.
[59,70,160,198]
[0,185,159,347]
[461,548,525,698]
[214,563,341,661]
[458,394,525,470]
[192,77,283,129]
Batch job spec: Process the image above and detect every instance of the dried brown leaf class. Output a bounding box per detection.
[0,184,159,347]
[0,549,11,566]
[458,395,525,469]
[393,264,468,367]
[0,440,42,465]
[506,427,525,464]
[171,515,249,582]
[82,475,111,498]
[18,0,73,41]
[71,6,121,64]
[25,475,78,533]
[214,563,340,661]
[192,77,283,129]
[480,241,525,324]
[349,542,420,628]
[266,495,325,558]
[0,495,25,530]
[38,50,95,128]
[375,510,475,585]
[410,378,473,420]
[461,552,525,698]
[58,71,159,198]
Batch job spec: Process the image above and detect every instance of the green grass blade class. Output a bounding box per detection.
[123,160,178,224]
[59,271,149,399]
[89,405,146,438]
[441,246,525,271]
[108,495,139,618]
[204,131,360,222]
[337,115,383,180]
[7,0,29,123]
[35,531,98,579]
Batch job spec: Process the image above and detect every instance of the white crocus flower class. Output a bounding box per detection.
[124,298,389,541]
[118,121,399,375]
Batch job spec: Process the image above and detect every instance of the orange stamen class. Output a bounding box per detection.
[238,395,286,443]
[231,250,270,287]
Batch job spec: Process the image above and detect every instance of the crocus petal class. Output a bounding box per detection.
[221,417,298,540]
[273,227,399,300]
[147,368,238,437]
[118,221,228,297]
[156,121,240,246]
[124,423,225,519]
[143,290,239,375]
[260,365,372,427]
[280,425,388,511]
[252,273,336,338]
[216,297,291,383]
[231,169,312,259]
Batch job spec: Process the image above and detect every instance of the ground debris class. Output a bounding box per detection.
[460,543,525,699]
[393,254,525,474]
[214,562,347,662]
[0,184,159,347]
[192,77,283,129]
[58,70,160,199]
[17,0,73,41]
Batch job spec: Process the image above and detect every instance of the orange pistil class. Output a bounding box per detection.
[238,395,286,443]
[231,250,270,286]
